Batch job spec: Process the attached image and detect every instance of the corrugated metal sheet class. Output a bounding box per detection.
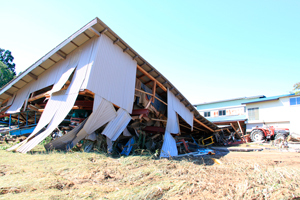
[160,131,178,157]
[102,108,132,141]
[85,34,137,113]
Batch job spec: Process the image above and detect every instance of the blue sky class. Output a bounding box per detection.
[1,0,299,104]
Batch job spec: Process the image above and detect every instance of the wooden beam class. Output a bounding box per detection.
[100,28,108,34]
[237,121,246,141]
[230,123,237,132]
[27,104,41,112]
[1,98,9,104]
[123,47,129,52]
[88,27,100,37]
[28,72,38,80]
[152,81,156,103]
[135,88,167,105]
[4,91,13,97]
[48,57,57,63]
[39,106,79,112]
[137,65,167,92]
[11,85,20,90]
[193,117,214,132]
[133,55,138,60]
[71,41,79,47]
[27,92,48,102]
[113,39,119,44]
[56,51,66,59]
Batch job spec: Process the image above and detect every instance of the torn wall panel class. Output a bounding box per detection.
[167,89,193,128]
[70,96,117,147]
[102,108,132,141]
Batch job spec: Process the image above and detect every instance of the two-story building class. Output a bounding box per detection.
[194,94,300,136]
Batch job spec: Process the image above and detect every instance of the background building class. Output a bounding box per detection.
[195,94,300,136]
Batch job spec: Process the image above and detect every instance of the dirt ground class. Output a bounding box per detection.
[221,150,300,168]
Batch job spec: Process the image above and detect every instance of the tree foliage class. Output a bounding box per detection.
[0,48,16,88]
[0,61,15,88]
[293,82,300,94]
[0,49,16,75]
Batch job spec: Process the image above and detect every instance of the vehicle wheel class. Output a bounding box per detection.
[275,133,287,141]
[250,130,264,142]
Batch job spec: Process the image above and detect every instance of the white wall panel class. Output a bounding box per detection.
[86,35,137,113]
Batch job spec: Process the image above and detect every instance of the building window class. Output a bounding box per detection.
[248,107,259,120]
[290,97,300,105]
[204,111,210,117]
[219,110,226,116]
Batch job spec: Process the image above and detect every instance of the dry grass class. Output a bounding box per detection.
[0,144,300,200]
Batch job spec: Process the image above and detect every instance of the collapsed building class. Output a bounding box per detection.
[0,17,218,156]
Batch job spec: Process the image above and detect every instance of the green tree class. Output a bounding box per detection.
[293,82,300,95]
[0,48,16,76]
[0,61,15,88]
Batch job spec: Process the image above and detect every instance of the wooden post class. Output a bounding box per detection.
[152,81,156,103]
[237,121,246,142]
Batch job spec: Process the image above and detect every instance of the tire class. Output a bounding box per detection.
[250,130,264,142]
[275,133,287,141]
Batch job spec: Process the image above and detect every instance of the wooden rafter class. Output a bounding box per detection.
[28,72,38,80]
[193,117,214,132]
[88,27,100,37]
[136,65,167,92]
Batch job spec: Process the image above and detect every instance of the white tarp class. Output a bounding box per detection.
[101,108,132,141]
[160,131,178,157]
[10,38,97,153]
[85,34,137,113]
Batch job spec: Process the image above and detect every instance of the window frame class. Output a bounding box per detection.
[248,107,259,121]
[290,97,300,106]
[218,110,226,116]
[204,111,211,117]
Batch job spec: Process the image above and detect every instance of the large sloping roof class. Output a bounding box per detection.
[0,17,218,131]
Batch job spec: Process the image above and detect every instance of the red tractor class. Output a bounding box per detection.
[250,126,290,142]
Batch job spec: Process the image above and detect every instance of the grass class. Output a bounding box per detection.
[0,143,300,199]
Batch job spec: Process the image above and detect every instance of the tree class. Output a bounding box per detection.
[0,48,16,88]
[0,61,15,88]
[293,82,300,95]
[0,48,16,76]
